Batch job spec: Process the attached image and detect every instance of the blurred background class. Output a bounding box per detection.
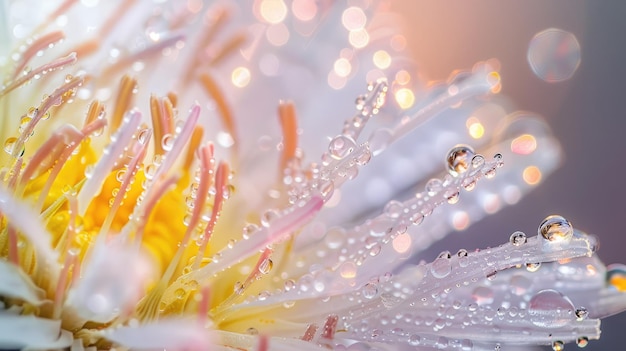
[391,1,626,350]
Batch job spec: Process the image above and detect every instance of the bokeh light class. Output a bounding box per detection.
[527,28,581,83]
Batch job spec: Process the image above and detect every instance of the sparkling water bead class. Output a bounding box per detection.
[538,215,573,242]
[528,289,575,328]
[509,231,527,246]
[446,145,475,176]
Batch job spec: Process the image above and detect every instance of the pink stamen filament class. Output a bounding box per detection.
[132,174,179,246]
[77,109,141,216]
[103,33,185,77]
[98,133,149,240]
[197,285,211,325]
[12,31,66,80]
[256,335,269,351]
[0,53,78,99]
[152,103,200,183]
[192,195,324,279]
[36,118,107,211]
[301,324,318,342]
[193,161,228,269]
[320,315,338,340]
[52,246,77,320]
[9,75,83,162]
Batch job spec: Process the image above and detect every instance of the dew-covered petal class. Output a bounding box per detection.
[0,314,72,350]
[0,260,47,306]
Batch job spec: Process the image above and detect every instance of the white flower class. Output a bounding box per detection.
[0,1,624,351]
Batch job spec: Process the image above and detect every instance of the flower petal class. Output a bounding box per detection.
[0,314,72,350]
[102,319,213,350]
[0,260,47,306]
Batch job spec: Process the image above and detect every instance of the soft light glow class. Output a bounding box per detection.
[373,50,391,69]
[466,117,485,139]
[452,211,470,231]
[511,134,537,155]
[291,0,317,21]
[266,23,290,46]
[523,165,542,185]
[392,233,411,253]
[231,67,251,88]
[395,88,415,109]
[395,70,411,85]
[260,0,288,24]
[341,6,366,31]
[348,28,369,48]
[334,58,352,78]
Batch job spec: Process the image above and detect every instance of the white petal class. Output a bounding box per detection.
[103,319,213,350]
[0,314,72,350]
[0,260,47,305]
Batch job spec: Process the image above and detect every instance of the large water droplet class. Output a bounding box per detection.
[551,340,564,351]
[528,289,575,328]
[446,145,475,176]
[258,258,273,274]
[328,135,356,160]
[430,256,452,278]
[472,286,494,305]
[539,215,573,242]
[362,283,378,299]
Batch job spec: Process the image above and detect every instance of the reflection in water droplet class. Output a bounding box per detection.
[526,262,541,272]
[528,289,574,328]
[576,336,589,348]
[328,135,356,160]
[606,263,626,291]
[551,340,564,351]
[539,215,573,242]
[509,231,527,246]
[528,28,581,83]
[362,283,378,299]
[430,256,452,278]
[446,145,475,176]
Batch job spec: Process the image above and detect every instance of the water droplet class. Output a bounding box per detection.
[552,340,564,351]
[408,334,421,346]
[3,137,17,155]
[261,209,279,227]
[425,178,443,196]
[137,129,151,145]
[575,307,588,321]
[539,215,573,242]
[447,145,475,176]
[340,261,357,279]
[444,189,460,204]
[328,135,356,160]
[526,262,542,272]
[174,288,186,299]
[246,327,258,335]
[284,279,296,291]
[472,286,494,305]
[528,28,581,83]
[529,289,575,328]
[234,281,244,295]
[161,133,174,151]
[576,336,589,348]
[242,224,258,240]
[259,258,273,274]
[384,200,403,218]
[324,227,346,249]
[362,283,378,299]
[430,256,452,278]
[509,231,527,246]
